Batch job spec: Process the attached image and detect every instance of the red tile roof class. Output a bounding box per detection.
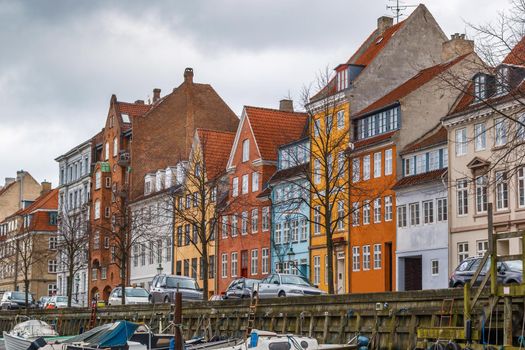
[197,129,236,180]
[19,189,58,215]
[348,21,405,66]
[245,106,308,161]
[355,54,471,118]
[393,168,447,189]
[117,102,151,117]
[503,36,525,66]
[401,125,447,155]
[353,131,397,151]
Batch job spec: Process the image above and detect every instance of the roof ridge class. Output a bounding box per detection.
[245,105,307,115]
[197,128,236,135]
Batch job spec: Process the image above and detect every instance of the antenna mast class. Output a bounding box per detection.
[386,0,417,23]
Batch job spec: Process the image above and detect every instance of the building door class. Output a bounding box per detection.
[241,250,248,277]
[336,252,345,294]
[404,257,422,290]
[385,242,393,291]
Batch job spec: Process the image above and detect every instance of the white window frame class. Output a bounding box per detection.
[496,171,509,210]
[363,155,370,180]
[352,158,360,182]
[242,139,250,162]
[313,256,321,285]
[313,206,321,235]
[363,245,370,270]
[242,174,249,194]
[352,246,360,271]
[423,200,434,224]
[373,198,381,223]
[262,207,270,231]
[251,249,258,275]
[373,244,382,270]
[385,149,392,175]
[363,201,370,225]
[458,242,469,263]
[252,172,259,192]
[457,179,469,216]
[475,175,488,214]
[474,123,486,151]
[221,253,228,278]
[232,177,239,197]
[384,196,392,221]
[431,259,439,276]
[251,208,258,233]
[262,248,269,274]
[455,128,467,156]
[409,202,420,226]
[373,152,382,178]
[231,252,238,277]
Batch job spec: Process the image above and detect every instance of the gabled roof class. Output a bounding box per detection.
[355,53,471,118]
[503,36,525,66]
[268,163,309,185]
[467,156,491,169]
[19,189,58,216]
[401,125,447,155]
[393,168,447,189]
[196,129,236,180]
[243,106,307,161]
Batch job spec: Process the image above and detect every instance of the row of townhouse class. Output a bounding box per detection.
[48,4,525,302]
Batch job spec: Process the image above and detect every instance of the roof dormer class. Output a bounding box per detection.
[144,173,156,196]
[155,170,166,192]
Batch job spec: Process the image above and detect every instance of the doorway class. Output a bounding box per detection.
[385,242,393,291]
[241,250,248,277]
[404,256,422,290]
[336,252,345,294]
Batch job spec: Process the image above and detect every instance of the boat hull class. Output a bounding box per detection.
[3,332,47,350]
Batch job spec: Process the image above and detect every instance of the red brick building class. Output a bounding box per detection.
[217,102,307,293]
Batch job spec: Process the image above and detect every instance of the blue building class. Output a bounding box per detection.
[268,137,310,278]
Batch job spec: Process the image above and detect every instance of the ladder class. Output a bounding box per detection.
[88,297,98,329]
[244,284,260,339]
[438,298,454,328]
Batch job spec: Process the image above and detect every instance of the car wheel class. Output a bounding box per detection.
[149,296,154,304]
[252,292,258,299]
[164,296,170,304]
[507,279,519,285]
[278,291,286,298]
[453,282,464,288]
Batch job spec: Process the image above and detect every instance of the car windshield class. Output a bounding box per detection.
[12,292,30,300]
[166,277,198,290]
[57,296,67,303]
[245,279,259,288]
[281,275,311,286]
[506,260,523,271]
[125,288,149,297]
[456,260,474,272]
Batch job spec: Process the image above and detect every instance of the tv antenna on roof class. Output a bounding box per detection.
[386,0,417,23]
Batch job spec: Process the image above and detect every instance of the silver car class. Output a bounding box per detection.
[255,273,327,298]
[108,287,150,306]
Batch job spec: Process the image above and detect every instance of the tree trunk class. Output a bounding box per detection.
[24,278,30,315]
[325,210,334,294]
[121,252,127,305]
[201,240,208,300]
[67,263,74,307]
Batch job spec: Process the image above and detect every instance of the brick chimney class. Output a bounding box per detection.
[152,89,161,103]
[279,99,294,112]
[442,33,474,62]
[377,16,393,34]
[40,181,52,196]
[184,67,194,84]
[4,177,15,186]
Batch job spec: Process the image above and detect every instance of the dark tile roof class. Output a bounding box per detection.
[393,168,447,189]
[401,125,447,155]
[268,163,309,184]
[353,131,397,151]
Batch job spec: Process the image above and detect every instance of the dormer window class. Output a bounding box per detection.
[145,181,152,195]
[496,66,510,95]
[474,74,486,101]
[337,68,348,91]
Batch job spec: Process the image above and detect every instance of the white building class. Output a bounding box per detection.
[394,125,449,290]
[129,164,185,288]
[55,138,92,306]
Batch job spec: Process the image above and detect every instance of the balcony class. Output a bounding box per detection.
[118,151,130,167]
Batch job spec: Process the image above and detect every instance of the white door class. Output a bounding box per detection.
[336,253,345,294]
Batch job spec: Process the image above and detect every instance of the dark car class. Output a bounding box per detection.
[224,278,260,299]
[449,257,522,288]
[0,291,35,310]
[149,274,203,303]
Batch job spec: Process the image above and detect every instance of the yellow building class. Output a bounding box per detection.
[173,129,235,298]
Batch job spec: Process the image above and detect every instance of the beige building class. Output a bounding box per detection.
[443,38,525,274]
[0,171,42,222]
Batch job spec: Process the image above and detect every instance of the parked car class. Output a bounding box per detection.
[45,295,82,309]
[0,291,35,310]
[37,296,51,309]
[149,274,203,303]
[108,287,150,306]
[255,274,326,298]
[449,257,522,288]
[224,278,260,299]
[209,294,224,301]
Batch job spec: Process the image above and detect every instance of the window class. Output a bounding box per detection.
[184,259,189,276]
[193,192,199,207]
[262,207,270,231]
[363,155,370,180]
[251,249,258,275]
[337,110,345,129]
[352,246,360,271]
[275,222,282,244]
[262,248,269,274]
[363,201,370,225]
[141,244,146,266]
[94,200,101,220]
[374,244,382,269]
[314,119,321,138]
[313,256,321,285]
[133,245,139,267]
[416,154,426,174]
[352,158,360,182]
[242,139,250,162]
[325,114,333,133]
[495,118,507,146]
[221,216,228,238]
[409,202,420,226]
[337,151,345,175]
[474,123,486,151]
[423,200,434,224]
[437,198,448,222]
[475,175,488,213]
[291,220,299,242]
[101,267,107,280]
[241,212,248,235]
[185,224,190,245]
[496,66,509,95]
[47,284,57,297]
[314,206,321,234]
[363,245,370,270]
[384,196,392,221]
[113,137,118,157]
[252,172,259,192]
[221,254,228,278]
[397,205,407,228]
[300,219,307,241]
[48,260,57,273]
[166,238,171,262]
[49,237,58,250]
[92,269,97,280]
[337,201,345,230]
[232,177,239,197]
[429,151,439,171]
[95,171,101,189]
[474,74,486,101]
[104,207,110,218]
[374,152,382,178]
[251,209,258,233]
[231,252,238,277]
[105,142,109,160]
[519,167,525,208]
[477,240,488,257]
[373,198,381,223]
[104,236,109,249]
[149,241,154,264]
[404,158,413,176]
[283,222,290,243]
[458,242,469,263]
[352,202,360,226]
[231,215,238,237]
[518,115,525,140]
[240,174,248,194]
[385,149,392,175]
[496,171,508,210]
[457,179,469,215]
[455,128,467,156]
[431,260,439,276]
[314,159,321,184]
[185,194,191,209]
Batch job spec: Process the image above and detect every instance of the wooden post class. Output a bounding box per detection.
[504,296,513,346]
[463,282,471,334]
[174,292,182,350]
[488,204,497,296]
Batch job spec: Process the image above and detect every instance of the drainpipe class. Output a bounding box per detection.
[18,171,25,209]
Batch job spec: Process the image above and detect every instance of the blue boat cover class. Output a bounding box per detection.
[65,321,139,347]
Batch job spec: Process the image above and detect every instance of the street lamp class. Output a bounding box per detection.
[74,274,80,303]
[157,263,163,275]
[287,247,295,274]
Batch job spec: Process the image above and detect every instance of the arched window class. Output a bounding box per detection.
[113,137,118,157]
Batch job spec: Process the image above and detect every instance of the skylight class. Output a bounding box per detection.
[122,113,131,123]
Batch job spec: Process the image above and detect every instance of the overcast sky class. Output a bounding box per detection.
[0,0,514,187]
